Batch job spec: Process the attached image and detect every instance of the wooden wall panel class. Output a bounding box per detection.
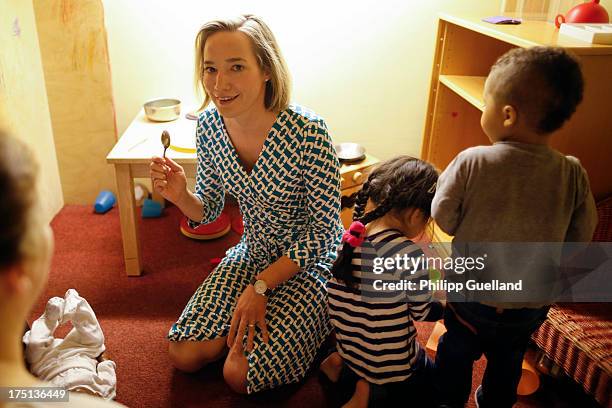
[0,0,63,222]
[33,0,117,204]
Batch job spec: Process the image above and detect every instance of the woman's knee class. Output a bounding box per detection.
[223,348,249,394]
[168,339,226,373]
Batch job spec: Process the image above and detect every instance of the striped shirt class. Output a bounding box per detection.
[327,229,436,385]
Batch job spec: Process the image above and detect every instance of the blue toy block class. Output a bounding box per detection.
[94,190,116,214]
[142,198,163,218]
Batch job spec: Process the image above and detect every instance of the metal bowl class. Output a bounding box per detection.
[143,98,181,122]
[335,142,366,163]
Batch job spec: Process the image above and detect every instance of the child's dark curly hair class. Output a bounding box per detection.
[332,156,438,287]
[488,46,583,134]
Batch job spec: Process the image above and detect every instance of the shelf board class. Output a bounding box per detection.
[439,13,612,56]
[439,75,486,111]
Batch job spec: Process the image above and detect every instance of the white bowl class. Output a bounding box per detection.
[143,98,181,122]
[335,142,366,163]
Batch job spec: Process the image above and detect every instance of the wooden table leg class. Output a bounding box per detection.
[115,164,142,276]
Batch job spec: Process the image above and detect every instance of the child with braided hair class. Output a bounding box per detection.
[321,156,444,408]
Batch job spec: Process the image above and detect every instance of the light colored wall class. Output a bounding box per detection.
[0,0,63,223]
[102,0,502,161]
[33,0,117,205]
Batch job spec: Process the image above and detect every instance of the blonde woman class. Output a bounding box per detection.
[0,131,124,407]
[150,15,342,394]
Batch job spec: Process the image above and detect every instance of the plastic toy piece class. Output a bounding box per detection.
[134,183,150,207]
[559,23,612,44]
[94,190,116,214]
[555,0,609,29]
[517,359,540,395]
[482,16,522,25]
[179,213,231,240]
[141,199,163,218]
[425,320,447,355]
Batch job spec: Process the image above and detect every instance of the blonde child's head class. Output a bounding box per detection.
[481,47,583,143]
[332,156,438,286]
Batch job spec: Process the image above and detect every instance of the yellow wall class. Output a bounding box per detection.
[102,0,502,161]
[0,0,63,223]
[33,0,117,205]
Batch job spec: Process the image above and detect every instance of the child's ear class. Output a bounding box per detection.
[502,105,517,127]
[409,208,424,225]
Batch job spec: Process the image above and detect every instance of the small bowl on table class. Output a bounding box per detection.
[143,98,181,122]
[335,142,366,164]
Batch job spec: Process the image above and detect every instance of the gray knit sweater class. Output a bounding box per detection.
[431,141,598,307]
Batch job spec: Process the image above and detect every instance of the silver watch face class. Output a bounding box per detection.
[254,279,267,295]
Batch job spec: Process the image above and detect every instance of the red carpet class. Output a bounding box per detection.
[28,205,600,407]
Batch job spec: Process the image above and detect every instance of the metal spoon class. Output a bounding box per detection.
[161,130,170,158]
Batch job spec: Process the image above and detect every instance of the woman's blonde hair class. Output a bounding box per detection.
[194,14,291,113]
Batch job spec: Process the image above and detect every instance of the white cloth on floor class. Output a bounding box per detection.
[23,289,117,400]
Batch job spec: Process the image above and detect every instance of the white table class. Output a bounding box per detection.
[106,110,197,276]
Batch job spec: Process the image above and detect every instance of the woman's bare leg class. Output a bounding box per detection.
[168,337,227,373]
[222,340,249,394]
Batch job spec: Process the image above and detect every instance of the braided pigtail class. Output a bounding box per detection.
[331,182,370,288]
[358,196,394,225]
[352,181,370,221]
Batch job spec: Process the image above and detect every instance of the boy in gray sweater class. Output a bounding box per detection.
[432,47,598,408]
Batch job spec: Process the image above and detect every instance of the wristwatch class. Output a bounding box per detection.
[250,276,272,297]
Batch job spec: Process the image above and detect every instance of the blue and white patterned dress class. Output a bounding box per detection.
[168,104,343,393]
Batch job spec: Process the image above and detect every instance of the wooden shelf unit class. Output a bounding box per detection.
[439,75,486,111]
[422,13,612,202]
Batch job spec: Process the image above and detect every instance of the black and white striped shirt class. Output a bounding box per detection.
[327,229,437,384]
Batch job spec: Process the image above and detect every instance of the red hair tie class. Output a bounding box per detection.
[342,221,366,248]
